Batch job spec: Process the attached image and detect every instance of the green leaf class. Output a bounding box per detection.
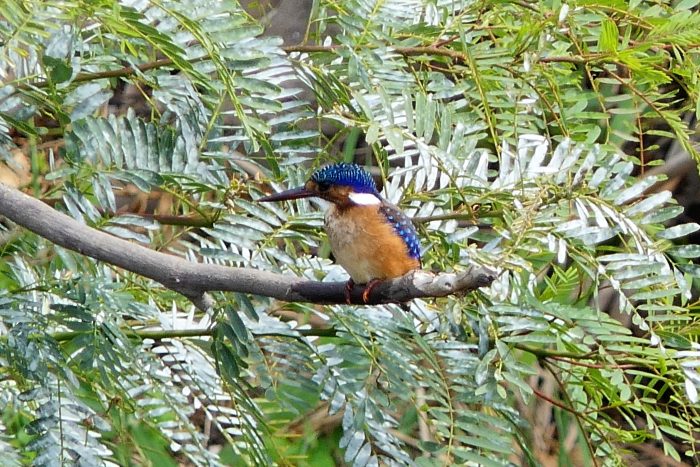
[657,223,700,239]
[42,55,73,84]
[385,126,404,154]
[599,18,619,53]
[655,331,692,350]
[65,82,113,121]
[668,244,700,258]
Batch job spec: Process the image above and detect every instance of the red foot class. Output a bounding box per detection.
[345,279,382,304]
[361,279,382,304]
[345,279,355,304]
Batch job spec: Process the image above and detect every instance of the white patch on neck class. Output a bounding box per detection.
[348,192,381,206]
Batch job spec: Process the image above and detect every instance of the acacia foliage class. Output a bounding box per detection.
[0,0,699,465]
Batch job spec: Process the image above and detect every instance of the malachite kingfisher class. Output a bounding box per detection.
[258,163,421,304]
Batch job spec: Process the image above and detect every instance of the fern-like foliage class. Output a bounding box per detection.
[1,0,699,465]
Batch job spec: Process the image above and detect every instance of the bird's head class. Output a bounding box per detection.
[258,163,381,208]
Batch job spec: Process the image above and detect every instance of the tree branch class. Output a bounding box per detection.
[15,57,206,91]
[0,183,496,308]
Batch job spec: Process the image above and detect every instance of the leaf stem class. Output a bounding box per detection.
[515,343,598,360]
[51,326,337,342]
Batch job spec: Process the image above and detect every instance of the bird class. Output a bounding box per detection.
[258,162,421,304]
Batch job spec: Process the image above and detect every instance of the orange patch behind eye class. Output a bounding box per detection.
[324,185,354,207]
[305,180,319,192]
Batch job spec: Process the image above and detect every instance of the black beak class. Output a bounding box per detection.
[258,186,316,202]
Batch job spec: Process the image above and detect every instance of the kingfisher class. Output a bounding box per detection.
[258,163,421,304]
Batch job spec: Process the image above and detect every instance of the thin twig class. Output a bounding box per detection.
[548,355,637,369]
[532,387,576,414]
[51,325,337,342]
[515,343,598,360]
[15,57,187,91]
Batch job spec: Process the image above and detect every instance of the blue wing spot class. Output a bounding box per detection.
[379,203,421,260]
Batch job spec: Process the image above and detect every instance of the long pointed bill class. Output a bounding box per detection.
[258,186,316,202]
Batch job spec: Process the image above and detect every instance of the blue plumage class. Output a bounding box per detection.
[313,162,421,260]
[379,204,421,260]
[311,163,379,194]
[260,161,422,301]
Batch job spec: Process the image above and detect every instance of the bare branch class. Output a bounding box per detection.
[0,183,495,307]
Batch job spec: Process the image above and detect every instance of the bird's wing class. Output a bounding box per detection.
[378,201,421,261]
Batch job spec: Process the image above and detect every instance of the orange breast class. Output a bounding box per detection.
[324,205,420,284]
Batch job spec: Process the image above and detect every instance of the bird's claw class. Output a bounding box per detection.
[361,279,382,304]
[345,278,382,304]
[345,279,355,305]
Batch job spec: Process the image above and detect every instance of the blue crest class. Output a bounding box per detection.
[311,163,378,194]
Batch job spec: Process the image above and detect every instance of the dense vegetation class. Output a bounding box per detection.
[1,0,699,465]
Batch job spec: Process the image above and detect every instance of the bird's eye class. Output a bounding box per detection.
[317,182,330,192]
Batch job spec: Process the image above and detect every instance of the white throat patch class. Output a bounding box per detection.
[348,192,381,206]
